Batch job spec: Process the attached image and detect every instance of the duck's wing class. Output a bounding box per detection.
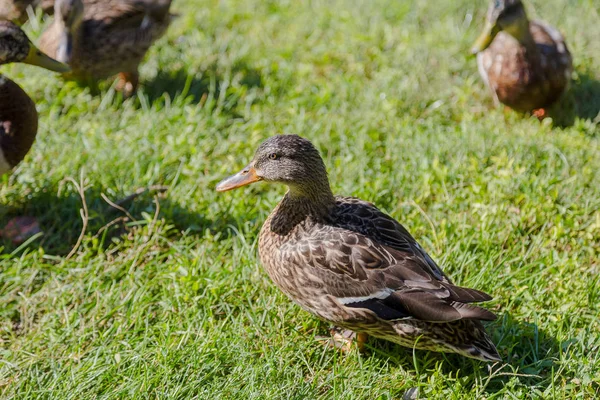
[530,20,573,85]
[333,196,449,283]
[280,200,496,323]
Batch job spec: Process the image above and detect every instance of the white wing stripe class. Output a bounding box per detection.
[337,289,394,305]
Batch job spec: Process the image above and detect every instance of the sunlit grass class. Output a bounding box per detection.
[1,0,599,397]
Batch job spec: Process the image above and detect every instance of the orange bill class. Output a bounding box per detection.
[216,164,261,192]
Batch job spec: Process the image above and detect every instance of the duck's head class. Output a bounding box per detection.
[216,135,333,200]
[54,0,84,64]
[471,0,529,54]
[0,20,70,71]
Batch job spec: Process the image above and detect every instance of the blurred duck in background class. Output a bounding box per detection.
[471,0,572,118]
[0,20,69,243]
[39,0,175,97]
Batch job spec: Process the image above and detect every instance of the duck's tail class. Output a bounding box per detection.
[453,320,501,362]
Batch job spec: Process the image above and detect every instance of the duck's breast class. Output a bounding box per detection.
[0,76,38,175]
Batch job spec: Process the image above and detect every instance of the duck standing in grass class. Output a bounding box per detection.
[38,0,174,96]
[0,20,69,243]
[471,0,572,117]
[216,135,501,362]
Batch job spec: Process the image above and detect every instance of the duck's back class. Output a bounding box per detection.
[259,195,450,282]
[477,19,572,111]
[331,196,451,282]
[0,76,37,175]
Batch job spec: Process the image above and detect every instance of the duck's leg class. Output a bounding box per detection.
[356,332,369,351]
[324,327,368,353]
[115,71,139,97]
[532,108,547,120]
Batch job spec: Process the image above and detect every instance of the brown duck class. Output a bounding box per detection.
[216,135,501,362]
[0,20,69,176]
[471,0,572,116]
[0,20,68,243]
[38,0,174,96]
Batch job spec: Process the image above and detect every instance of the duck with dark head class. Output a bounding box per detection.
[0,20,69,176]
[217,135,501,362]
[471,0,572,117]
[0,20,69,243]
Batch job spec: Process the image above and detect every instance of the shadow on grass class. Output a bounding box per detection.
[352,313,567,395]
[141,61,263,109]
[550,71,600,130]
[50,62,264,118]
[477,313,564,394]
[0,186,238,255]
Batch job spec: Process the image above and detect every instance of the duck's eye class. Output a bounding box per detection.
[268,153,278,160]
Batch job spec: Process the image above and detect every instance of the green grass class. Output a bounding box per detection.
[1,0,599,398]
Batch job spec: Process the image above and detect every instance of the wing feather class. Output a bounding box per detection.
[281,197,497,323]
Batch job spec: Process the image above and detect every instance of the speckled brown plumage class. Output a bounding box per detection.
[473,0,572,112]
[38,0,174,95]
[217,135,501,362]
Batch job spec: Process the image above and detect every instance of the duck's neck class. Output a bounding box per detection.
[519,30,536,53]
[267,188,335,236]
[286,188,335,216]
[508,18,536,52]
[55,19,82,52]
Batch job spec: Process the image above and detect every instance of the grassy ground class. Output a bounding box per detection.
[1,0,599,398]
